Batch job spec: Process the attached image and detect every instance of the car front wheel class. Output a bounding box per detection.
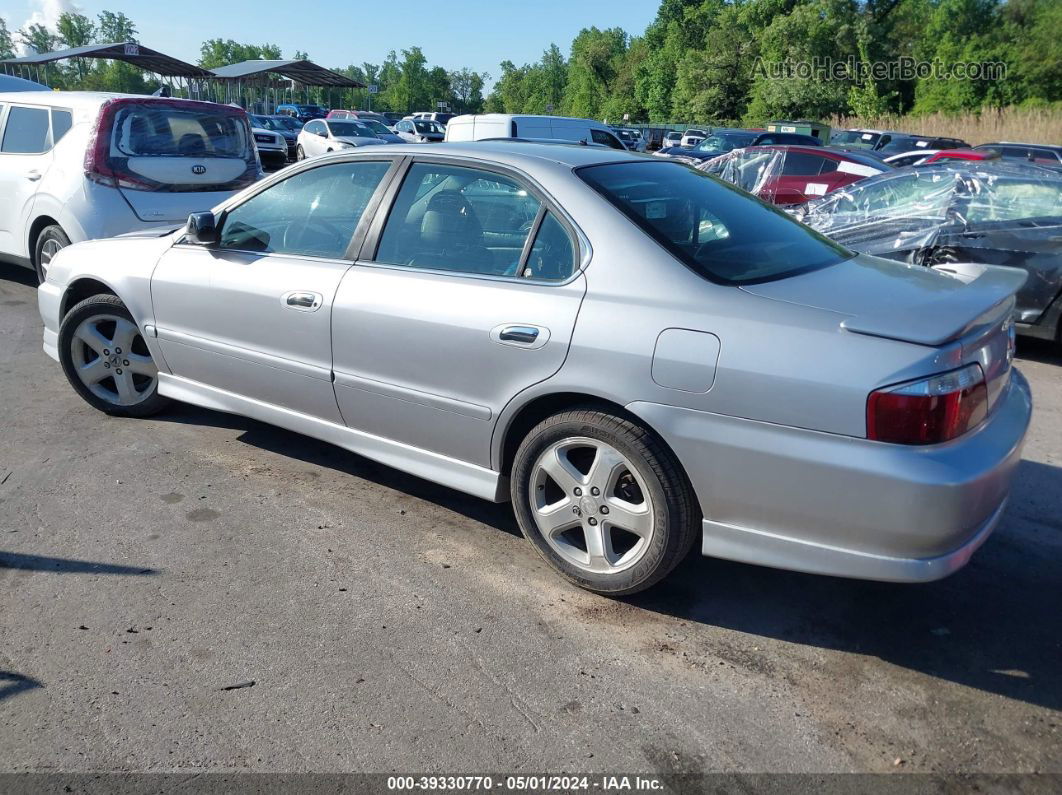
[296,144,306,160]
[58,294,171,418]
[511,408,698,595]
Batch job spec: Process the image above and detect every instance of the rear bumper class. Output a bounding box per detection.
[628,370,1032,582]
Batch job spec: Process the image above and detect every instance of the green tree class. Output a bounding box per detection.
[198,39,282,70]
[57,12,97,85]
[97,10,137,43]
[0,17,15,60]
[563,27,628,118]
[19,23,58,55]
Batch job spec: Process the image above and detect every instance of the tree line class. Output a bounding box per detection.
[2,1,1058,124]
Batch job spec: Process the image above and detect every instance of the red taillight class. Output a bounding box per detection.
[867,364,988,445]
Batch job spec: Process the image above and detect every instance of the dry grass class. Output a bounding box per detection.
[829,106,1062,146]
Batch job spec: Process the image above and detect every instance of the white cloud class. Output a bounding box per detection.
[17,0,79,54]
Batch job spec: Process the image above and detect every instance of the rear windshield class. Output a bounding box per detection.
[413,120,443,134]
[578,161,852,285]
[832,130,881,147]
[112,104,250,158]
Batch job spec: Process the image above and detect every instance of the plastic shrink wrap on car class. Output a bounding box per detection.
[793,162,1062,334]
[698,147,787,196]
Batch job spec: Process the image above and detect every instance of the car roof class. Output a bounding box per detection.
[323,141,652,169]
[0,90,187,109]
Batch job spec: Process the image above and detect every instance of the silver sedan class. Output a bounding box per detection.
[38,143,1032,595]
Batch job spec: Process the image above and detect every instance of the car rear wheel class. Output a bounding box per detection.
[34,225,70,284]
[511,408,698,595]
[58,294,171,418]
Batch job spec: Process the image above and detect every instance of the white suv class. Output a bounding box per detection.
[0,92,260,282]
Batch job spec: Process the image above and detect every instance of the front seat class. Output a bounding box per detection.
[412,190,492,271]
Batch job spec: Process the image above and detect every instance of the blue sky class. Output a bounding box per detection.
[7,0,658,86]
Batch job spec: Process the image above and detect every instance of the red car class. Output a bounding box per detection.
[922,147,1000,164]
[700,145,891,205]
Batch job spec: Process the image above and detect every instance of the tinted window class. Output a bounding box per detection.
[219,160,391,257]
[328,121,371,138]
[591,129,626,149]
[578,161,852,284]
[50,109,72,145]
[2,106,50,153]
[524,212,576,281]
[780,153,828,176]
[112,104,249,158]
[376,163,542,277]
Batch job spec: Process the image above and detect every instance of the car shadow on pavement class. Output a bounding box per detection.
[0,261,39,288]
[0,551,159,575]
[157,402,523,538]
[1016,338,1062,366]
[0,671,44,702]
[627,457,1062,712]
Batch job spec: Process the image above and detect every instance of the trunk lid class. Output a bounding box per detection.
[118,188,241,223]
[740,254,1026,346]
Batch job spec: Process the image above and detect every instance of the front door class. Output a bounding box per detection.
[151,157,397,423]
[332,159,587,467]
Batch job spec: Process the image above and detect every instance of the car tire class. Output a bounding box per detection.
[58,294,171,418]
[34,224,70,285]
[296,144,305,160]
[511,408,699,595]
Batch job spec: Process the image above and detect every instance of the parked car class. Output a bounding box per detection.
[793,161,1062,341]
[445,114,626,149]
[662,131,683,148]
[393,118,446,143]
[830,128,905,149]
[410,111,457,126]
[680,128,709,147]
[974,142,1062,166]
[923,148,1000,164]
[874,135,967,156]
[699,145,890,205]
[248,116,290,169]
[657,130,823,163]
[0,91,259,283]
[38,142,1030,595]
[326,110,394,129]
[296,119,389,159]
[348,118,404,144]
[0,74,50,92]
[612,128,647,153]
[884,150,940,168]
[275,103,328,123]
[382,112,406,126]
[250,115,299,160]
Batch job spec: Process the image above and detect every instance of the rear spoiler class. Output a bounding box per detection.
[840,264,1027,346]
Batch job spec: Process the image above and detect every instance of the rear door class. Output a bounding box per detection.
[0,103,54,258]
[151,157,398,422]
[331,157,586,467]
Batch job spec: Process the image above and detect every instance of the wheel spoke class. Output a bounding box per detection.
[111,318,139,353]
[587,445,626,494]
[114,370,138,404]
[78,358,109,386]
[583,521,613,571]
[75,324,111,356]
[125,353,157,377]
[533,500,578,538]
[539,447,584,494]
[604,500,653,538]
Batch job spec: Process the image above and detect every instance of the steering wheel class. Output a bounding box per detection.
[280,219,349,255]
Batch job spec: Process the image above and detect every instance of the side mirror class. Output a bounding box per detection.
[316,129,327,138]
[186,212,218,245]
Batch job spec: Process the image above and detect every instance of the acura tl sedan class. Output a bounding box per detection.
[38,143,1032,595]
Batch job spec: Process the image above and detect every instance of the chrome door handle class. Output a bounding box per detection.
[283,291,322,311]
[499,326,540,344]
[26,170,42,181]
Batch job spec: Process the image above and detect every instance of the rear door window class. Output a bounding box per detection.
[780,153,827,176]
[2,106,50,153]
[219,160,392,257]
[523,212,577,281]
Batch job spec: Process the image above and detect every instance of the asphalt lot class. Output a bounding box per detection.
[1,260,1060,775]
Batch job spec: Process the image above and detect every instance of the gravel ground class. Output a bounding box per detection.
[1,261,1060,776]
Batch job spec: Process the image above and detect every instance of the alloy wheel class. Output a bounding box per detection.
[69,314,158,406]
[529,437,655,574]
[38,237,64,281]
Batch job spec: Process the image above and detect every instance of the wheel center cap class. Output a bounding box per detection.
[579,496,597,516]
[109,354,122,367]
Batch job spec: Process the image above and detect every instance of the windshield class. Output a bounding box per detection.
[327,121,372,138]
[578,161,852,284]
[413,120,443,134]
[832,130,881,148]
[695,133,756,153]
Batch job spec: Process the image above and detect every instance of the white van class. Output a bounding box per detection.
[0,92,260,282]
[445,114,627,150]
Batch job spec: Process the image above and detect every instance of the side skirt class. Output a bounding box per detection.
[158,373,509,503]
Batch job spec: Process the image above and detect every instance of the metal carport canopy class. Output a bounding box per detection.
[210,59,365,87]
[0,42,213,78]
